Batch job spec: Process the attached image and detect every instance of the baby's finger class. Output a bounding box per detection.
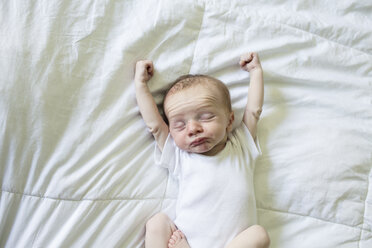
[146,62,154,76]
[251,52,260,63]
[241,53,253,63]
[239,60,247,67]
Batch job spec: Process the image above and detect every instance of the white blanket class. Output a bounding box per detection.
[1,0,371,247]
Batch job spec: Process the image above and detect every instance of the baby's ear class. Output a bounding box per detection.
[227,111,235,132]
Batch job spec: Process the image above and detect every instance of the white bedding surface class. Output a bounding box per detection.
[1,0,371,247]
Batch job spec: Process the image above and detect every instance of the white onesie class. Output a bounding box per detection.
[155,123,261,248]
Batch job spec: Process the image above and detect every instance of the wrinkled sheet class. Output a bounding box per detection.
[1,0,371,247]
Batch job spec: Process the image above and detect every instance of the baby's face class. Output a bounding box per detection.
[164,83,234,156]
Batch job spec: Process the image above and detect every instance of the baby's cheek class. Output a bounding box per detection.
[210,124,224,137]
[174,136,187,150]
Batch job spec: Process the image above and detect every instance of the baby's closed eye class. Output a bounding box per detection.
[199,112,215,121]
[172,121,186,130]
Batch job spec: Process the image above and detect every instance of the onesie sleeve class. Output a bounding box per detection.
[154,134,181,178]
[233,122,262,161]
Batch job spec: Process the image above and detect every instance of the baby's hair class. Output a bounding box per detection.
[162,74,232,124]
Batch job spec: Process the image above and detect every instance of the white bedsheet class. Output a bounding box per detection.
[1,0,371,247]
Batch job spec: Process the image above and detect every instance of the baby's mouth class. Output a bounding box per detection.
[190,137,207,147]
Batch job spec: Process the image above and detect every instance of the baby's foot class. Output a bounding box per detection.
[168,230,190,248]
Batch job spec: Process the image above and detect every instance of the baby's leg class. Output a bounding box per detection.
[226,225,270,248]
[145,213,177,248]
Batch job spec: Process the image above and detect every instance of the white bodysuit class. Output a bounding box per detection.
[155,123,261,248]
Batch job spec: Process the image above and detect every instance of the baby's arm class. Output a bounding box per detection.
[134,60,169,150]
[240,52,264,141]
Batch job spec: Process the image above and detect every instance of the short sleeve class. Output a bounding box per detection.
[232,123,262,161]
[154,134,181,177]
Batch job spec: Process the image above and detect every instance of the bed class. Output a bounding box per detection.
[1,0,371,247]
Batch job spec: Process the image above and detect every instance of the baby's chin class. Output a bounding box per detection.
[188,147,211,154]
[194,147,212,154]
[184,143,212,154]
[193,144,222,156]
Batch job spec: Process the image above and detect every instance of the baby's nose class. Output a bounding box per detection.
[187,120,202,135]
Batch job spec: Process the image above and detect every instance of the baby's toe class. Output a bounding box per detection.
[174,231,182,239]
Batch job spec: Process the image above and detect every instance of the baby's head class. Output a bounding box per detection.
[163,75,234,156]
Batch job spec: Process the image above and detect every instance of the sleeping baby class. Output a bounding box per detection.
[134,52,270,248]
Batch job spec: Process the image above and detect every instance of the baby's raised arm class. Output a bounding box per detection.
[134,60,169,150]
[240,52,264,141]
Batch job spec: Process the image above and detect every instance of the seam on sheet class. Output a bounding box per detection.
[240,9,371,57]
[257,207,372,234]
[188,1,206,73]
[30,216,43,248]
[1,189,177,202]
[272,21,372,57]
[358,167,372,247]
[159,173,169,211]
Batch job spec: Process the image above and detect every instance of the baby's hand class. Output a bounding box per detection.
[135,60,154,83]
[239,52,262,72]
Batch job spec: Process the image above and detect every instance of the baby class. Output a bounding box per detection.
[135,53,270,248]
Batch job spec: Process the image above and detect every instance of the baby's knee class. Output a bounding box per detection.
[146,213,174,235]
[250,225,270,248]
